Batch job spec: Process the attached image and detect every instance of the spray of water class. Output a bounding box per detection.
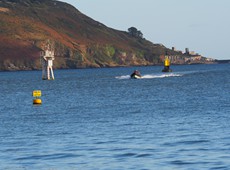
[115,73,183,79]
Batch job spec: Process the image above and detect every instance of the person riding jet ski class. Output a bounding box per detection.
[130,70,142,79]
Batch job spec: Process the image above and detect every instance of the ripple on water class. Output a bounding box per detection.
[162,139,210,147]
[15,153,82,161]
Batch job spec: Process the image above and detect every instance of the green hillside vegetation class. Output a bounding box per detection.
[0,0,181,71]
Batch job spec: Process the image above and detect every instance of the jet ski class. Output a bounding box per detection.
[130,70,142,79]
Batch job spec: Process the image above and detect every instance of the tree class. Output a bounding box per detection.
[128,27,143,39]
[137,30,143,38]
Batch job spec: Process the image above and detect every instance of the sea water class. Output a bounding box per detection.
[0,64,229,170]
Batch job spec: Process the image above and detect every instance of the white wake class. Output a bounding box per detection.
[115,73,183,79]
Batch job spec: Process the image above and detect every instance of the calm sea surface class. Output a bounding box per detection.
[0,64,229,170]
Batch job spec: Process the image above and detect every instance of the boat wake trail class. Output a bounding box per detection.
[115,75,131,79]
[115,73,183,79]
[142,73,182,79]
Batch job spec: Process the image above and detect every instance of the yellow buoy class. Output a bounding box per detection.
[33,98,42,105]
[164,58,170,67]
[32,90,42,105]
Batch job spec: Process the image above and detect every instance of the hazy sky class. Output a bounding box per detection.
[59,0,230,60]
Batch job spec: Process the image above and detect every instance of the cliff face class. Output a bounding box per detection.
[0,0,179,71]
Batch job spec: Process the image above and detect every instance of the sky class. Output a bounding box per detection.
[59,0,230,60]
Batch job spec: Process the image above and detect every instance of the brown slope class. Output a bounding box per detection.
[0,0,178,70]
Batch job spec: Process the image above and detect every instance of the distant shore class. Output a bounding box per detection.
[216,60,230,64]
[0,61,229,72]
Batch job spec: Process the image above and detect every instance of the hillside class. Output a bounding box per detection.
[0,0,181,71]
